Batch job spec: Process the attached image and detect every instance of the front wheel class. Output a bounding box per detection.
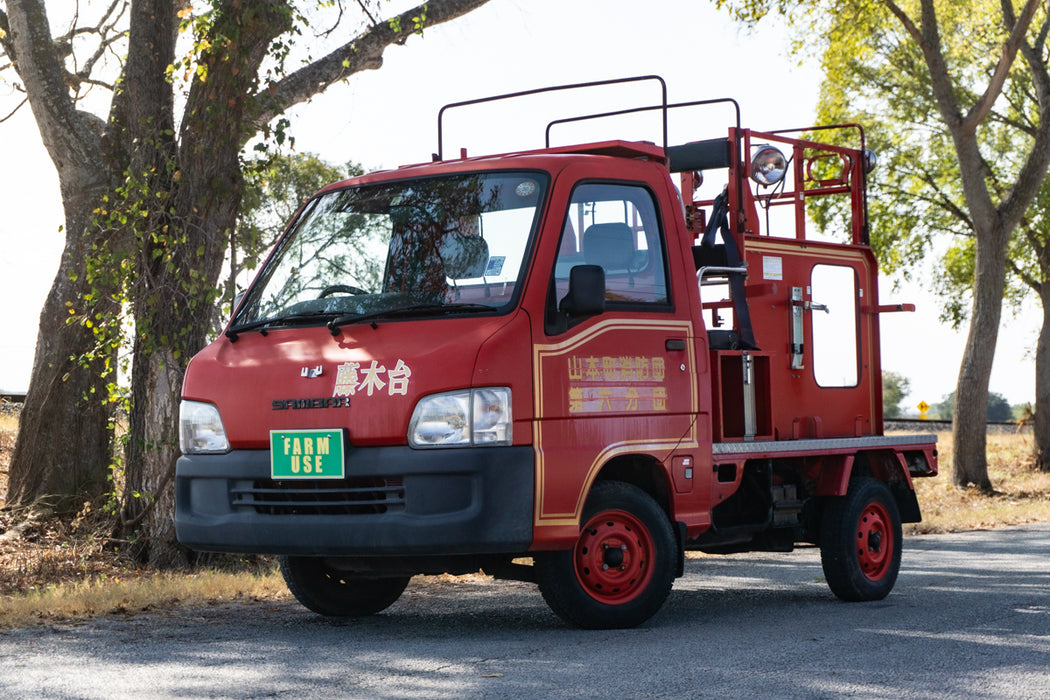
[279,556,410,617]
[536,481,676,629]
[819,477,903,601]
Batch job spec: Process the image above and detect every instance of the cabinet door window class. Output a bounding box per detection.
[811,264,859,387]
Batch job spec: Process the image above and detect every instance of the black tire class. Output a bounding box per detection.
[279,556,410,617]
[819,477,903,601]
[535,480,677,629]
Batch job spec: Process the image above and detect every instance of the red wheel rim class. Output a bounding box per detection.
[855,501,894,581]
[574,509,655,604]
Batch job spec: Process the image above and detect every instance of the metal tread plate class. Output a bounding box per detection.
[712,433,937,456]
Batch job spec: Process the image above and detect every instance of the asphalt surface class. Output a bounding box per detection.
[1,523,1048,699]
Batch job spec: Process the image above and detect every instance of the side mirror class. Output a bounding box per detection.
[560,264,605,318]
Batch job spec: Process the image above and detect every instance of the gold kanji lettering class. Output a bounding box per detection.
[568,387,584,413]
[333,362,360,397]
[387,359,412,396]
[357,360,387,396]
[652,357,665,381]
[625,387,639,411]
[653,386,667,411]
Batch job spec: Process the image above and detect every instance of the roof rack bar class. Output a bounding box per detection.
[544,97,741,150]
[436,75,667,161]
[767,123,866,152]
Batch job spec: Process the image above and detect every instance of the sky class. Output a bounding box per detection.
[0,0,1041,409]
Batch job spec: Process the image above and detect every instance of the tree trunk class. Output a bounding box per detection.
[4,0,120,511]
[120,0,288,565]
[951,228,1009,491]
[1035,285,1050,471]
[116,0,181,564]
[124,346,185,566]
[6,201,116,509]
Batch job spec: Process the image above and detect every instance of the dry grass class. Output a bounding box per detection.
[0,411,16,438]
[0,406,289,629]
[905,431,1050,534]
[0,569,288,629]
[1,412,1048,629]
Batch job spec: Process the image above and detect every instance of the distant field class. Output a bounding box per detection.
[897,430,1050,534]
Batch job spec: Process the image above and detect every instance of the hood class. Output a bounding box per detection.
[183,314,516,448]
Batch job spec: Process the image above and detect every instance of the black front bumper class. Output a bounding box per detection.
[175,445,534,556]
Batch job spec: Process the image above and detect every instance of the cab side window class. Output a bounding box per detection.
[550,183,669,325]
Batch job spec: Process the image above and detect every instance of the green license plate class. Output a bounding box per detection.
[270,429,345,479]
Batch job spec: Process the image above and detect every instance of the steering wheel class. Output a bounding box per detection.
[319,284,369,298]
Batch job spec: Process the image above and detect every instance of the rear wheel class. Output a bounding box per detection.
[536,481,676,629]
[279,556,410,617]
[819,477,902,601]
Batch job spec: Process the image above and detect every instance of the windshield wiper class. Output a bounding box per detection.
[327,303,497,336]
[225,310,341,342]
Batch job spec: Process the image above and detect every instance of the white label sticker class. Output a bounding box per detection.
[763,256,783,280]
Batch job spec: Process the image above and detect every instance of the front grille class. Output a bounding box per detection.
[231,477,406,515]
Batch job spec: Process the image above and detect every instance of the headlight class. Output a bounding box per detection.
[179,400,230,454]
[409,387,512,448]
[863,148,878,174]
[750,145,788,186]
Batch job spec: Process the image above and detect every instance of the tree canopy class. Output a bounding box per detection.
[882,371,911,419]
[933,390,1013,422]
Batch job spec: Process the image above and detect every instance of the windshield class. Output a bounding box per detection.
[233,171,548,329]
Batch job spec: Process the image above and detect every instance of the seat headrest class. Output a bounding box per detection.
[583,223,635,270]
[441,233,490,279]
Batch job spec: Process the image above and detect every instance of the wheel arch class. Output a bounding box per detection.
[594,453,672,514]
[812,450,921,526]
[592,452,685,576]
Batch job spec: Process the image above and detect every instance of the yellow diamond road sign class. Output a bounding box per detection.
[917,401,930,414]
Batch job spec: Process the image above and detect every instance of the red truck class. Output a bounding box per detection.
[175,76,937,629]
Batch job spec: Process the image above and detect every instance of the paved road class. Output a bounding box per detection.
[1,523,1048,699]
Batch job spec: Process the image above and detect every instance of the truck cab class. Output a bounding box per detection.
[176,77,937,629]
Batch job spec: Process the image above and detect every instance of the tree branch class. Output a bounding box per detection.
[354,0,378,26]
[989,109,1037,138]
[883,0,971,137]
[76,26,129,84]
[251,0,492,133]
[1015,6,1050,114]
[1007,253,1039,292]
[1022,223,1047,265]
[913,169,974,229]
[881,0,922,45]
[999,113,1050,234]
[0,95,28,123]
[0,8,16,64]
[1037,7,1050,51]
[960,0,1041,132]
[4,0,103,179]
